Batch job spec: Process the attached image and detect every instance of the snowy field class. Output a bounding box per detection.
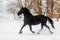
[0,13,60,40]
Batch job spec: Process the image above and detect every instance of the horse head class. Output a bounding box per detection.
[17,7,24,16]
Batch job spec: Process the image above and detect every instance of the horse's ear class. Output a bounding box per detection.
[22,6,23,9]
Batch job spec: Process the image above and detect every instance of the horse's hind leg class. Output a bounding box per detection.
[19,24,26,34]
[44,24,53,34]
[38,24,43,34]
[29,25,35,33]
[51,23,55,29]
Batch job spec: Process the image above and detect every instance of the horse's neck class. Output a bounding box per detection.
[24,11,33,17]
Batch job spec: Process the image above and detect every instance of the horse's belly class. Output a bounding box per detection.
[28,21,40,25]
[32,23,40,25]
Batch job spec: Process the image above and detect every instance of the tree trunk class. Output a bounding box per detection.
[21,0,26,7]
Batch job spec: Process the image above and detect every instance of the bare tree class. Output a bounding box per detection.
[46,0,54,18]
[25,0,42,15]
[7,0,22,19]
[53,0,60,21]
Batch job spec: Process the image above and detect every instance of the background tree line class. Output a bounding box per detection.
[6,0,60,20]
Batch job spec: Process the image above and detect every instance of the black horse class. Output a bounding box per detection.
[17,7,55,34]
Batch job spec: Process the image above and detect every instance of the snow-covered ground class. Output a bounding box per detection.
[0,13,60,40]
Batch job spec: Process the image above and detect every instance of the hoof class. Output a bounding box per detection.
[37,32,40,34]
[50,32,53,34]
[19,31,22,34]
[32,32,35,33]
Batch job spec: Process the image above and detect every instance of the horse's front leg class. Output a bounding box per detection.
[19,24,26,34]
[37,24,43,34]
[29,25,35,33]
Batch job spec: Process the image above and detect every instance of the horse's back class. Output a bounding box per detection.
[34,15,47,23]
[24,15,47,25]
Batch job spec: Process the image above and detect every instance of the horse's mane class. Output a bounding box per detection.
[23,7,33,15]
[24,7,30,12]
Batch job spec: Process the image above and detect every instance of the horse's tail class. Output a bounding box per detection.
[47,17,55,29]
